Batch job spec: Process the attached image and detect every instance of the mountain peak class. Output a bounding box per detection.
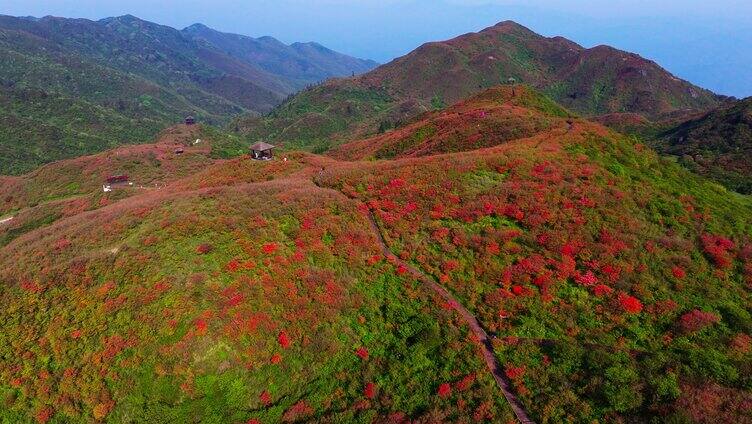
[183,22,211,32]
[490,20,533,32]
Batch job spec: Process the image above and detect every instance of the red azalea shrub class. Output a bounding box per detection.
[270,353,282,364]
[355,347,369,360]
[226,259,241,273]
[278,331,291,348]
[701,234,735,269]
[575,271,598,287]
[195,318,208,335]
[282,401,313,421]
[505,364,525,381]
[671,266,687,279]
[456,373,476,391]
[364,382,376,399]
[679,309,721,333]
[259,390,272,406]
[262,243,278,254]
[617,293,643,314]
[35,406,53,423]
[437,383,452,398]
[593,284,613,297]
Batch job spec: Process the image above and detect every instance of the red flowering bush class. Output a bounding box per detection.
[679,309,720,333]
[437,382,452,398]
[701,234,735,269]
[262,243,278,254]
[278,330,291,348]
[355,347,369,360]
[617,293,643,314]
[259,390,272,406]
[505,365,526,381]
[364,382,376,399]
[593,284,613,297]
[575,270,598,287]
[671,266,687,279]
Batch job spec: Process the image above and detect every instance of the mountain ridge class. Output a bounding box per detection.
[238,20,721,152]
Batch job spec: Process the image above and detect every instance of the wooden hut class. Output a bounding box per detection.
[249,142,276,161]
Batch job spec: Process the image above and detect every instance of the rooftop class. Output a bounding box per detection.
[250,141,276,151]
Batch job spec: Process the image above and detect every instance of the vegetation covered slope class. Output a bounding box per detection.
[0,157,512,423]
[0,14,376,175]
[654,97,752,194]
[330,85,573,160]
[1,86,750,423]
[318,105,752,422]
[238,21,721,152]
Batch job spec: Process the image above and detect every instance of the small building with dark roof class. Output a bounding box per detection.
[249,142,276,161]
[185,116,196,125]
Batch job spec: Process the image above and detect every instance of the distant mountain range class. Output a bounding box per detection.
[0,14,377,174]
[239,21,724,152]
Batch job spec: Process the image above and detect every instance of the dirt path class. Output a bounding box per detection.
[364,210,536,424]
[0,216,13,225]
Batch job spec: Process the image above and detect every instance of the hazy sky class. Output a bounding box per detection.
[3,0,751,97]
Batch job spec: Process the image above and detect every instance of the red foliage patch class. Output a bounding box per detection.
[437,382,452,398]
[226,259,241,273]
[35,406,53,424]
[679,309,720,333]
[262,243,278,254]
[278,330,291,348]
[364,382,377,399]
[701,233,735,269]
[282,400,313,421]
[456,373,476,391]
[20,280,43,294]
[671,266,687,279]
[260,390,272,406]
[617,292,643,314]
[355,347,369,360]
[729,333,751,354]
[505,364,526,381]
[195,318,208,335]
[575,270,598,287]
[593,284,614,297]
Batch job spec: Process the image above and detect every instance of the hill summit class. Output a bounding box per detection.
[239,20,721,153]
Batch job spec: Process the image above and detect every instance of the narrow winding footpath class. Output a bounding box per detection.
[364,210,536,424]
